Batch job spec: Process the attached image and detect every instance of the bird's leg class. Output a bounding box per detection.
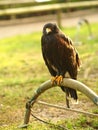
[66,93,70,108]
[51,75,63,86]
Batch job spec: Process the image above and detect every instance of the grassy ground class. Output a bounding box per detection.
[0,23,98,130]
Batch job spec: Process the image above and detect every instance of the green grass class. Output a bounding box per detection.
[0,23,98,130]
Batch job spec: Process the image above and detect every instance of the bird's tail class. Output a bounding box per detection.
[61,86,78,107]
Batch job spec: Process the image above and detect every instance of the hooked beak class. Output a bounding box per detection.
[46,28,51,34]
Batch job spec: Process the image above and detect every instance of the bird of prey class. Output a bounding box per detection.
[41,23,81,108]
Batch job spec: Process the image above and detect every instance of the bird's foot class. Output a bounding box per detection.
[51,75,63,85]
[56,75,63,85]
[51,76,58,85]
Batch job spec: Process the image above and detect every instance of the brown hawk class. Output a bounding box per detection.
[41,23,81,108]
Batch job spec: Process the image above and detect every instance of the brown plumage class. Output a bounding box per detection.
[41,23,81,108]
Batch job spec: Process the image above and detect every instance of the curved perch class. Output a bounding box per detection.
[30,78,98,105]
[19,78,98,128]
[62,78,98,105]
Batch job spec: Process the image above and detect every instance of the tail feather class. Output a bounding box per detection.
[61,86,78,101]
[68,88,78,100]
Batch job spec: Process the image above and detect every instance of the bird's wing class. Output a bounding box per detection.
[60,33,73,45]
[60,33,81,68]
[75,50,81,68]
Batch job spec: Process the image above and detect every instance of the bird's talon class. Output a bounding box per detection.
[51,76,58,85]
[51,75,63,85]
[56,75,63,85]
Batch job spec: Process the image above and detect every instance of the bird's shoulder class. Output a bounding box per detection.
[59,32,73,45]
[54,32,73,50]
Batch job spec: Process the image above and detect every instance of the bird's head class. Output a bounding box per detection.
[43,23,59,35]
